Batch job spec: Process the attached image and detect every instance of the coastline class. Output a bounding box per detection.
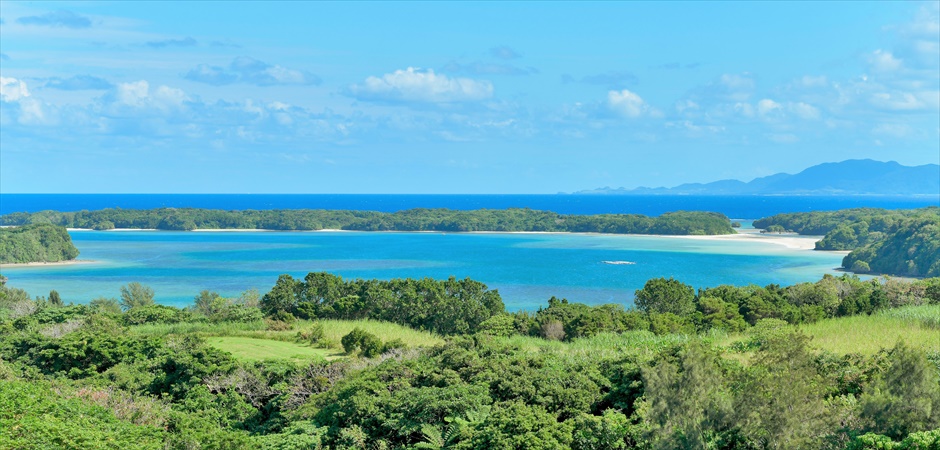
[0,259,97,269]
[58,227,854,254]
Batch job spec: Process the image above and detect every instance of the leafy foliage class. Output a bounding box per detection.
[0,223,79,264]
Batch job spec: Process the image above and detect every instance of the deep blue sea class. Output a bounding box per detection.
[2,194,935,311]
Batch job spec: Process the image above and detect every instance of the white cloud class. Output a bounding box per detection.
[185,57,321,87]
[799,76,829,88]
[349,67,493,104]
[757,98,782,116]
[789,102,820,120]
[869,90,939,111]
[607,89,658,118]
[675,99,699,113]
[0,77,54,125]
[873,123,913,138]
[733,102,755,118]
[718,74,756,101]
[868,49,903,72]
[110,80,187,112]
[0,77,30,102]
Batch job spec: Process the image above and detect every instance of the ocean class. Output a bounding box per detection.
[3,194,933,310]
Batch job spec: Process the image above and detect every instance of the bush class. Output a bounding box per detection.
[341,328,384,357]
[123,304,188,326]
[540,320,566,341]
[478,313,517,337]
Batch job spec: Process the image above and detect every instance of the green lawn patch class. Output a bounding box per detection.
[205,336,341,363]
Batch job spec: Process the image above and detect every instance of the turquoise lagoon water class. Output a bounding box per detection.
[1,230,849,311]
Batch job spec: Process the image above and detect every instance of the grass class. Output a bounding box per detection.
[799,305,940,355]
[499,330,691,362]
[716,305,940,356]
[130,318,444,362]
[204,336,341,363]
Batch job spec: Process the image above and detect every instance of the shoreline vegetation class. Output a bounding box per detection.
[755,207,940,277]
[0,223,80,265]
[0,207,735,235]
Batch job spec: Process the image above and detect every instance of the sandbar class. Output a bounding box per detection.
[0,259,97,269]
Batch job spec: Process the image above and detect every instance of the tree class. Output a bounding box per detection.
[48,290,62,307]
[640,342,732,450]
[735,330,832,449]
[634,277,695,316]
[119,282,155,311]
[261,274,300,316]
[860,341,940,439]
[193,290,222,317]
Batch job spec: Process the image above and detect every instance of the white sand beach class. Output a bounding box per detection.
[662,230,823,250]
[0,259,97,269]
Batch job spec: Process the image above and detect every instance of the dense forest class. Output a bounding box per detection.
[1,272,939,449]
[0,224,80,264]
[0,208,735,235]
[754,207,940,277]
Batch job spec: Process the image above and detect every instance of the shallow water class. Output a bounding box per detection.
[1,230,849,311]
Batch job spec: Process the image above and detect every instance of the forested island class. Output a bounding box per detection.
[1,272,938,449]
[755,207,940,277]
[0,224,80,264]
[0,208,735,235]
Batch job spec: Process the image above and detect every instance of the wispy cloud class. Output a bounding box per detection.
[16,10,91,29]
[146,37,197,49]
[348,67,493,104]
[184,57,321,86]
[562,71,638,89]
[442,61,536,76]
[44,75,113,90]
[651,62,702,70]
[210,40,241,48]
[490,45,521,60]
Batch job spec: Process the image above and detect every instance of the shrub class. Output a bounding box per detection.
[540,320,566,341]
[341,328,384,357]
[123,304,188,326]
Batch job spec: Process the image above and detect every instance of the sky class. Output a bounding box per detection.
[0,1,938,194]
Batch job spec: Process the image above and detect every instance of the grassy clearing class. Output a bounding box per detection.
[716,305,940,356]
[800,305,940,355]
[204,336,341,363]
[130,319,444,362]
[499,331,691,361]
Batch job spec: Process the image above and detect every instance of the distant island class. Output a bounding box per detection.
[0,208,734,235]
[576,159,940,196]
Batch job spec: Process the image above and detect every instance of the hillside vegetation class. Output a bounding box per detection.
[1,273,939,449]
[0,207,735,235]
[0,224,80,264]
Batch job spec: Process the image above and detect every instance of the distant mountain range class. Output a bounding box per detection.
[575,160,940,196]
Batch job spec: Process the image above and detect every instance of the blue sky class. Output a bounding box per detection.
[1,1,938,193]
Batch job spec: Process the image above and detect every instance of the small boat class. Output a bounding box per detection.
[602,260,636,265]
